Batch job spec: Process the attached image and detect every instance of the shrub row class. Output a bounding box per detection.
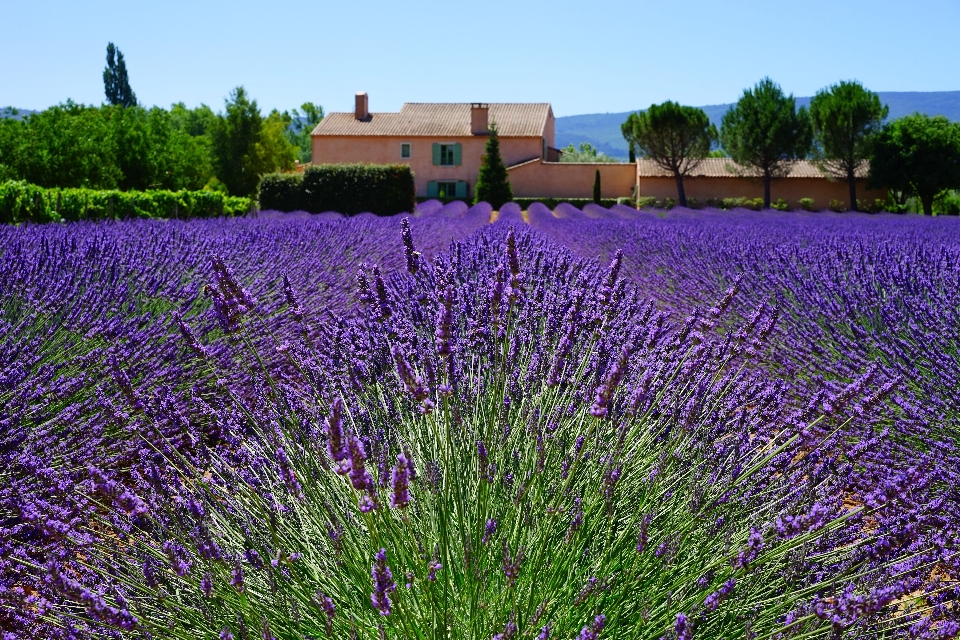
[511,197,625,209]
[0,180,252,225]
[635,196,890,212]
[258,164,416,216]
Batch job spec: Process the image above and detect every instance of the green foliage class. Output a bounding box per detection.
[720,78,812,208]
[211,87,297,197]
[511,197,621,209]
[637,196,658,209]
[772,198,790,211]
[258,172,306,212]
[799,198,816,211]
[937,191,960,215]
[0,102,213,191]
[285,102,325,163]
[809,81,888,211]
[103,43,137,107]
[707,149,728,158]
[593,170,601,204]
[869,113,960,215]
[829,199,846,212]
[621,101,717,207]
[0,180,250,224]
[474,123,513,208]
[558,142,620,163]
[259,164,415,215]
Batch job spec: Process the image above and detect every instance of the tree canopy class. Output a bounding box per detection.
[558,142,619,163]
[103,43,137,108]
[720,78,811,208]
[211,87,296,197]
[622,101,717,207]
[474,122,512,209]
[285,102,325,164]
[869,114,960,215]
[809,81,888,211]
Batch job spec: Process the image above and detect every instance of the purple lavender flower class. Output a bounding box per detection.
[427,560,442,581]
[312,592,336,637]
[435,285,454,357]
[326,397,349,474]
[501,542,524,588]
[674,613,691,640]
[483,518,497,544]
[201,572,213,598]
[371,548,396,616]
[174,312,207,359]
[348,433,374,492]
[704,578,736,611]
[220,628,234,640]
[230,561,244,593]
[282,274,304,322]
[390,452,411,509]
[401,217,421,274]
[590,347,630,418]
[578,614,606,640]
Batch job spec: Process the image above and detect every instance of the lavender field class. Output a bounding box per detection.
[1,203,958,639]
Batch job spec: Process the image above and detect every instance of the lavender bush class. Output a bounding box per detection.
[1,206,957,639]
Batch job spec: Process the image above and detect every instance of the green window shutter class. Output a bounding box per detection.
[453,143,462,166]
[427,181,439,198]
[455,181,467,198]
[432,143,441,166]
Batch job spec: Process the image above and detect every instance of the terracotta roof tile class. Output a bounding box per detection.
[636,158,868,179]
[313,103,551,138]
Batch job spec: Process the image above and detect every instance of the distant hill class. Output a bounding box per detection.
[1,107,37,120]
[556,91,960,160]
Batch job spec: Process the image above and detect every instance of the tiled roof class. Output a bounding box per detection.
[636,157,869,179]
[312,103,552,138]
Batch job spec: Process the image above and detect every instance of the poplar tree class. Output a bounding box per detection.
[593,169,602,204]
[103,43,137,107]
[474,122,512,209]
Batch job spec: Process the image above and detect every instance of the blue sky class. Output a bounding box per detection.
[3,0,959,117]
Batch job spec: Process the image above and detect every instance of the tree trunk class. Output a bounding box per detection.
[675,173,687,208]
[848,168,858,212]
[763,171,771,209]
[920,193,934,216]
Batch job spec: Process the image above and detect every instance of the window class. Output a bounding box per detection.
[400,143,411,159]
[432,142,462,166]
[439,144,455,165]
[437,181,458,198]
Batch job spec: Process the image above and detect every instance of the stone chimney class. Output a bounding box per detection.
[471,103,489,135]
[355,92,369,120]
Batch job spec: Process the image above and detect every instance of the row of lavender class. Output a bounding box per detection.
[1,203,957,638]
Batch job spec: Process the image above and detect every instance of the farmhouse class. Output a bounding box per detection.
[312,93,886,207]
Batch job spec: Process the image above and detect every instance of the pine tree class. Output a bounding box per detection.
[593,169,601,204]
[104,43,137,107]
[474,122,512,208]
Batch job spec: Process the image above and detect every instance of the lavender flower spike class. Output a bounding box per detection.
[371,548,396,616]
[391,452,411,509]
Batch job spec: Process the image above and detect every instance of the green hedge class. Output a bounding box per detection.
[258,164,416,216]
[0,181,252,224]
[511,197,623,209]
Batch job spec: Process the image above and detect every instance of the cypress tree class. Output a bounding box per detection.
[474,122,512,209]
[103,43,137,107]
[593,169,601,204]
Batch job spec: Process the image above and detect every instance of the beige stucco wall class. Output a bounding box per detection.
[507,161,636,199]
[637,175,887,208]
[312,135,544,197]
